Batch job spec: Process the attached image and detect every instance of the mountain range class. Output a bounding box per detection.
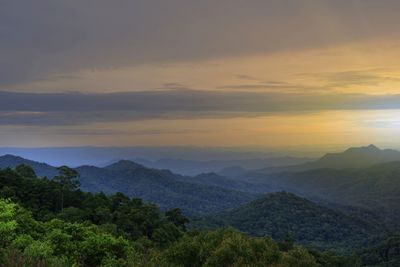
[251,144,400,175]
[2,144,400,226]
[0,154,58,178]
[2,144,400,257]
[236,145,400,228]
[0,155,257,216]
[134,156,312,176]
[247,161,400,227]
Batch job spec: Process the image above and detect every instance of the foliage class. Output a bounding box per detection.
[53,166,80,212]
[0,199,17,246]
[0,167,183,245]
[0,198,357,267]
[160,228,357,267]
[358,235,400,266]
[192,192,383,253]
[251,161,400,229]
[76,161,257,216]
[0,164,392,266]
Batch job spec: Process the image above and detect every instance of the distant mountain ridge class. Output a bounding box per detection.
[104,159,144,171]
[0,154,257,215]
[0,154,58,177]
[3,144,400,220]
[304,144,400,169]
[253,144,400,174]
[247,161,400,228]
[181,172,273,193]
[135,156,313,176]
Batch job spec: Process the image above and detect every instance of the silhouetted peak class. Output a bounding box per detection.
[367,144,379,150]
[344,144,381,154]
[105,160,144,171]
[260,191,300,201]
[196,172,223,178]
[0,154,25,160]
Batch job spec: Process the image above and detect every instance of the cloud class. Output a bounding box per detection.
[1,89,400,126]
[235,75,260,81]
[222,75,326,92]
[307,70,400,88]
[2,0,400,87]
[217,82,322,91]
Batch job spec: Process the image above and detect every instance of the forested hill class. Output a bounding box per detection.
[76,162,257,215]
[248,161,400,228]
[192,192,385,252]
[0,154,58,177]
[0,164,361,266]
[1,162,399,265]
[0,155,257,216]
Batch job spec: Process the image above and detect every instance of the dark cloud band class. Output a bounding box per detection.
[1,89,400,125]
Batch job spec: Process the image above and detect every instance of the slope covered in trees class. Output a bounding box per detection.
[1,198,351,267]
[0,154,58,177]
[0,155,257,216]
[0,165,357,266]
[179,172,272,193]
[77,161,257,215]
[0,165,186,243]
[192,192,384,252]
[1,156,400,265]
[358,235,400,266]
[247,161,400,228]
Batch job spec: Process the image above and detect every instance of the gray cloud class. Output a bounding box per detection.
[235,75,261,81]
[313,71,400,88]
[218,82,322,91]
[1,89,400,126]
[2,0,400,86]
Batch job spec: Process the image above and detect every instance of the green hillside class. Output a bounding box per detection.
[193,192,384,252]
[0,155,257,216]
[250,162,400,227]
[77,161,257,216]
[0,165,357,267]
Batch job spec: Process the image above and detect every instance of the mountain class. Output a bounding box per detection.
[135,156,313,176]
[359,235,400,266]
[301,144,400,170]
[0,146,287,169]
[248,161,400,228]
[0,162,361,266]
[251,144,400,175]
[0,154,58,177]
[104,159,143,171]
[76,161,258,216]
[180,172,273,193]
[193,192,384,252]
[217,165,247,177]
[0,155,258,216]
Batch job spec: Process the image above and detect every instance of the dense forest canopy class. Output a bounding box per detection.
[0,165,357,267]
[0,160,399,266]
[0,155,258,216]
[191,192,385,253]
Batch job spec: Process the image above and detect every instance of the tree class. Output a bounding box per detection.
[53,166,80,212]
[279,233,294,252]
[0,199,17,246]
[165,208,189,231]
[15,164,36,179]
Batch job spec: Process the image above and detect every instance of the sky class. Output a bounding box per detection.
[2,0,400,148]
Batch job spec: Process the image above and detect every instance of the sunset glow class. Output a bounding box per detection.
[2,1,400,148]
